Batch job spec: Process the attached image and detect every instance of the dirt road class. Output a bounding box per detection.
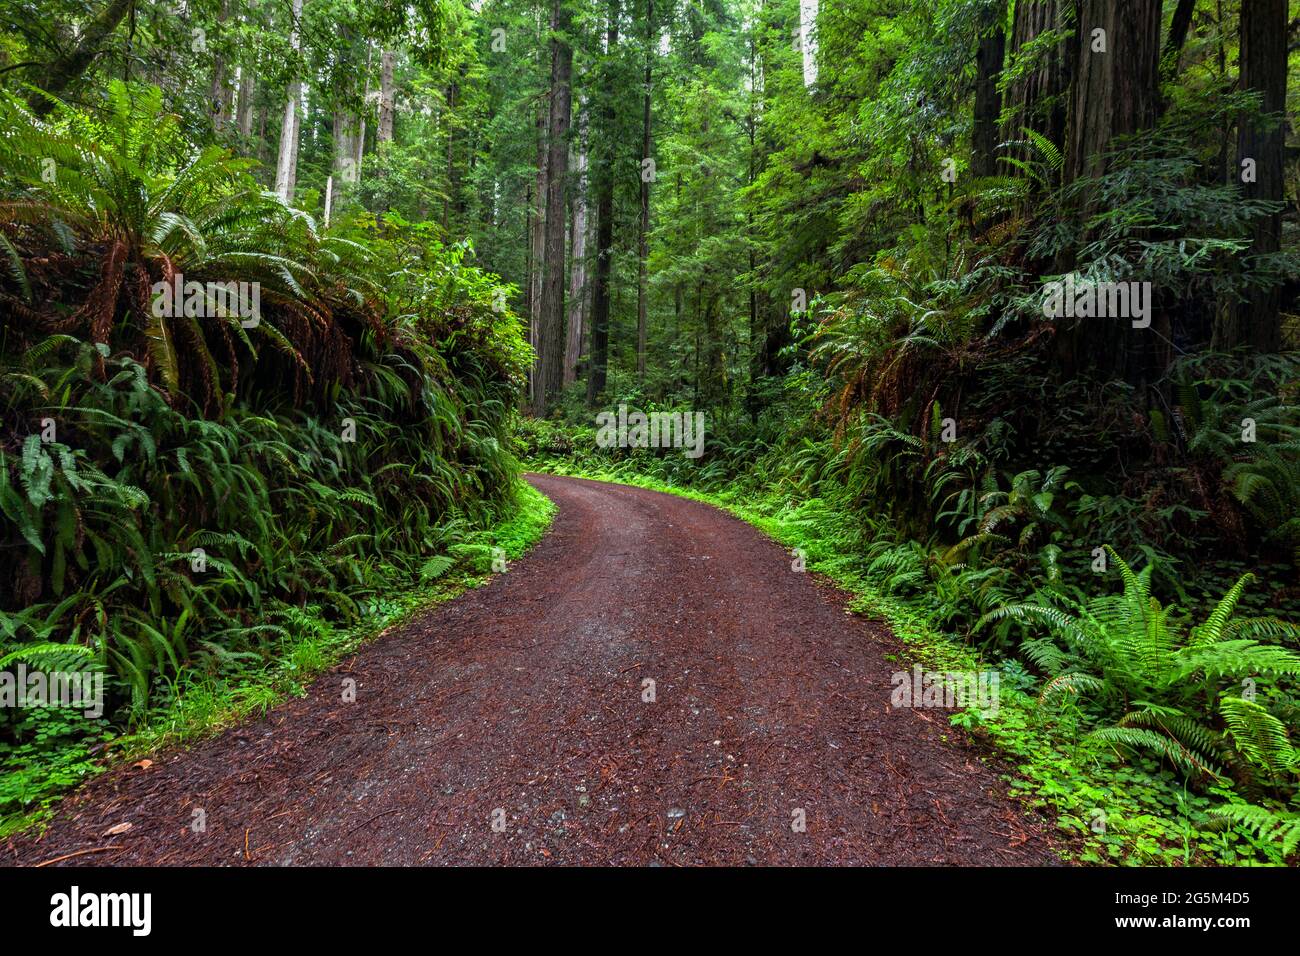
[4,474,1056,866]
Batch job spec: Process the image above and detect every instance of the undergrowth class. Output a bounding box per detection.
[0,479,555,838]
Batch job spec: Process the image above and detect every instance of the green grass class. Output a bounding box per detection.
[0,479,556,839]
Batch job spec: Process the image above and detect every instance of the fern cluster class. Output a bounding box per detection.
[0,84,529,736]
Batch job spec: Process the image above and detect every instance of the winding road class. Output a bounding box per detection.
[5,475,1056,866]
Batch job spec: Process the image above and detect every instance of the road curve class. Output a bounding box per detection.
[4,474,1056,866]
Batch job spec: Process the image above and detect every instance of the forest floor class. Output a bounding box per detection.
[2,475,1058,866]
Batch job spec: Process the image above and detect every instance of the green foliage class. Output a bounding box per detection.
[982,547,1300,789]
[0,83,528,788]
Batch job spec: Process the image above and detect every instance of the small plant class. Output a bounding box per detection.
[981,547,1300,786]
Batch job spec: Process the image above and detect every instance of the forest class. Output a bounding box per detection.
[1,0,1299,872]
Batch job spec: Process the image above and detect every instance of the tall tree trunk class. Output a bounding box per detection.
[354,44,371,183]
[698,101,724,405]
[274,0,305,201]
[701,291,725,404]
[587,0,621,406]
[1065,0,1162,184]
[208,0,232,131]
[1217,0,1288,352]
[235,1,258,139]
[378,50,396,143]
[444,74,459,230]
[236,66,256,138]
[1000,0,1070,173]
[333,111,349,176]
[636,0,654,379]
[333,40,369,187]
[533,0,573,416]
[1059,0,1162,386]
[564,99,590,386]
[334,110,359,181]
[528,102,548,401]
[1161,0,1197,85]
[30,0,133,115]
[287,87,302,198]
[971,1,1006,178]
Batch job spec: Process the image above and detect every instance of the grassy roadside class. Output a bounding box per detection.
[0,479,556,839]
[532,465,1285,866]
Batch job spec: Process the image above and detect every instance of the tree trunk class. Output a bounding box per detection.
[971,1,1005,178]
[587,0,620,406]
[1217,0,1288,352]
[354,109,367,183]
[208,0,232,131]
[564,99,590,386]
[1000,0,1070,172]
[378,50,396,143]
[235,1,258,138]
[236,67,256,138]
[1161,0,1197,85]
[527,103,548,400]
[30,0,133,115]
[533,0,573,416]
[274,0,305,201]
[636,0,654,379]
[1065,0,1162,184]
[1058,0,1163,386]
[355,46,370,183]
[444,75,459,230]
[287,88,302,198]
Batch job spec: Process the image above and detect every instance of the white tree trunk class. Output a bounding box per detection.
[378,50,396,143]
[563,97,589,386]
[236,66,256,138]
[273,0,304,201]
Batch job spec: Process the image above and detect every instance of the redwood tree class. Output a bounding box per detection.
[1217,0,1288,352]
[533,0,573,415]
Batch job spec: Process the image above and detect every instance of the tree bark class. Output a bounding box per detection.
[971,1,1005,178]
[1058,0,1163,386]
[274,0,305,201]
[30,0,133,115]
[287,86,302,198]
[1065,0,1162,184]
[587,0,620,406]
[1000,0,1070,172]
[1217,0,1288,352]
[333,111,352,179]
[527,102,548,400]
[208,0,233,131]
[533,0,573,416]
[564,98,590,386]
[636,0,654,379]
[378,50,396,143]
[1161,0,1197,85]
[354,44,371,184]
[236,66,256,138]
[443,73,460,230]
[235,1,258,139]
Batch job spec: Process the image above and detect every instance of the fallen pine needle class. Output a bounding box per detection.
[35,845,122,867]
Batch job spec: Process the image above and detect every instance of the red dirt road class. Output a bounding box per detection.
[4,475,1057,866]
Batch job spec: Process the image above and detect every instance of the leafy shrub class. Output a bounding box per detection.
[0,83,528,733]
